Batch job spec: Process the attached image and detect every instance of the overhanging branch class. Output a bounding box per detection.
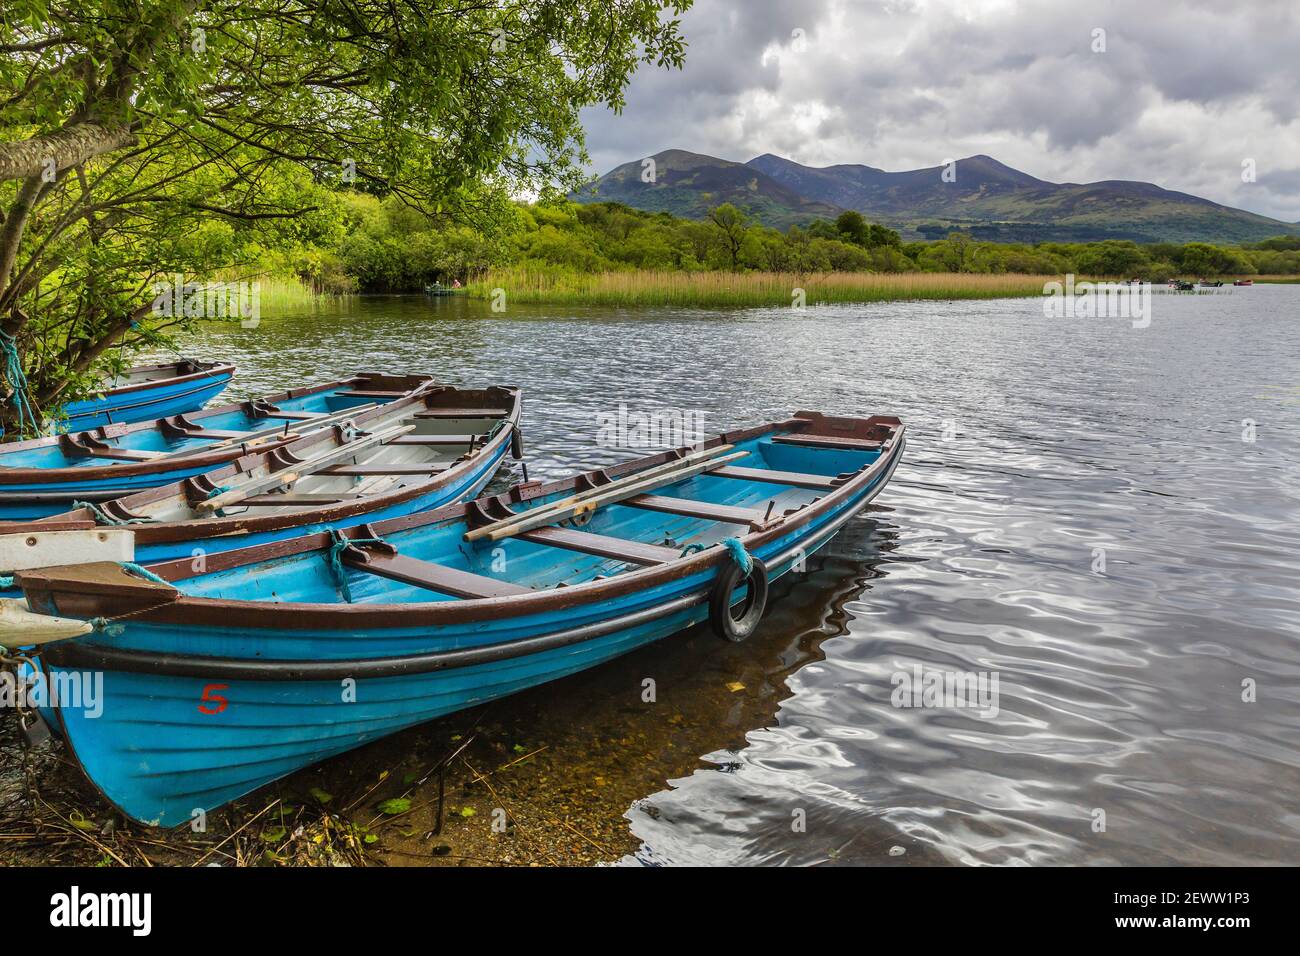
[0,122,137,182]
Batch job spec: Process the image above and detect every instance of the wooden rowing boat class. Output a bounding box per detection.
[11,383,522,570]
[56,359,236,433]
[0,373,435,520]
[15,409,902,826]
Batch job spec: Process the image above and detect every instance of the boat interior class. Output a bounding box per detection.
[103,388,516,523]
[177,423,891,606]
[0,381,416,472]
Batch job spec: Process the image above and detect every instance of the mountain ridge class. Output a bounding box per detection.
[574,149,1298,244]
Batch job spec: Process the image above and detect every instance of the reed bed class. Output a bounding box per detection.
[201,270,357,317]
[468,268,1057,308]
[252,277,358,316]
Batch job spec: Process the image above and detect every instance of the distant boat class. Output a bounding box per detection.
[423,284,465,296]
[1233,279,1254,286]
[1169,280,1195,291]
[1199,279,1224,288]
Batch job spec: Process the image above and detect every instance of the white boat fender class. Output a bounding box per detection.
[0,598,94,650]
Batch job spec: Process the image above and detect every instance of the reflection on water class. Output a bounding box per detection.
[134,287,1300,864]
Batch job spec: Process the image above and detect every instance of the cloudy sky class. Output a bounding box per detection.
[579,0,1300,222]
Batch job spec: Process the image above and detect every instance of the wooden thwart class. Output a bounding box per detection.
[519,526,680,566]
[79,447,166,462]
[463,445,746,543]
[337,389,411,399]
[384,434,480,446]
[771,434,883,451]
[323,464,449,477]
[624,494,767,526]
[710,464,839,490]
[415,408,510,420]
[343,550,531,599]
[166,403,378,458]
[255,408,319,421]
[238,493,367,506]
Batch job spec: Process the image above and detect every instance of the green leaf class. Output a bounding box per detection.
[377,798,412,816]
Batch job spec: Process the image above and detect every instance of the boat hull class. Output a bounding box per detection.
[59,363,235,433]
[33,431,901,826]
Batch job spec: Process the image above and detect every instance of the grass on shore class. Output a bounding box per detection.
[253,277,357,316]
[201,271,357,317]
[467,268,1057,308]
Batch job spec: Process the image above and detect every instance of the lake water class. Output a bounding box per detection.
[113,286,1300,864]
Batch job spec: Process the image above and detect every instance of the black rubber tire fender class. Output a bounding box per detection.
[709,556,769,642]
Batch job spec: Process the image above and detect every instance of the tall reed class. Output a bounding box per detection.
[468,268,1057,307]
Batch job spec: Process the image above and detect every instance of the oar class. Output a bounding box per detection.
[194,423,415,514]
[464,444,734,542]
[164,403,381,458]
[465,447,749,543]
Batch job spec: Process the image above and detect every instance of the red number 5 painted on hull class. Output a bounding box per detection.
[198,684,229,714]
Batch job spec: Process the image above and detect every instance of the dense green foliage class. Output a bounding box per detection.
[0,0,688,431]
[302,198,1300,292]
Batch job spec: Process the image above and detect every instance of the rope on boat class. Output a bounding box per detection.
[325,528,389,604]
[678,543,705,557]
[721,537,753,575]
[72,500,153,526]
[121,562,169,585]
[87,563,177,634]
[0,576,11,590]
[0,331,40,437]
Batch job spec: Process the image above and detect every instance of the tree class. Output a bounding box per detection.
[834,210,870,246]
[707,203,749,271]
[1177,242,1247,277]
[0,0,688,432]
[1074,240,1149,277]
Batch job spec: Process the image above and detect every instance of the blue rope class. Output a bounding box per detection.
[721,537,753,575]
[325,529,389,604]
[121,562,169,585]
[0,575,12,589]
[73,500,153,526]
[679,542,705,558]
[0,331,39,437]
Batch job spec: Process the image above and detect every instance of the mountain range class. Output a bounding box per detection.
[574,148,1299,244]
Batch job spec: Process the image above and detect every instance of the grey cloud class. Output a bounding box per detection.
[578,0,1300,220]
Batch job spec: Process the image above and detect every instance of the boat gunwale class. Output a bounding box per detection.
[19,415,904,631]
[70,359,236,403]
[0,373,433,485]
[33,383,522,544]
[37,449,905,680]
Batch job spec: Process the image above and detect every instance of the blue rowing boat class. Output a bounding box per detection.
[14,411,901,826]
[0,374,435,520]
[57,360,236,433]
[6,384,521,579]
